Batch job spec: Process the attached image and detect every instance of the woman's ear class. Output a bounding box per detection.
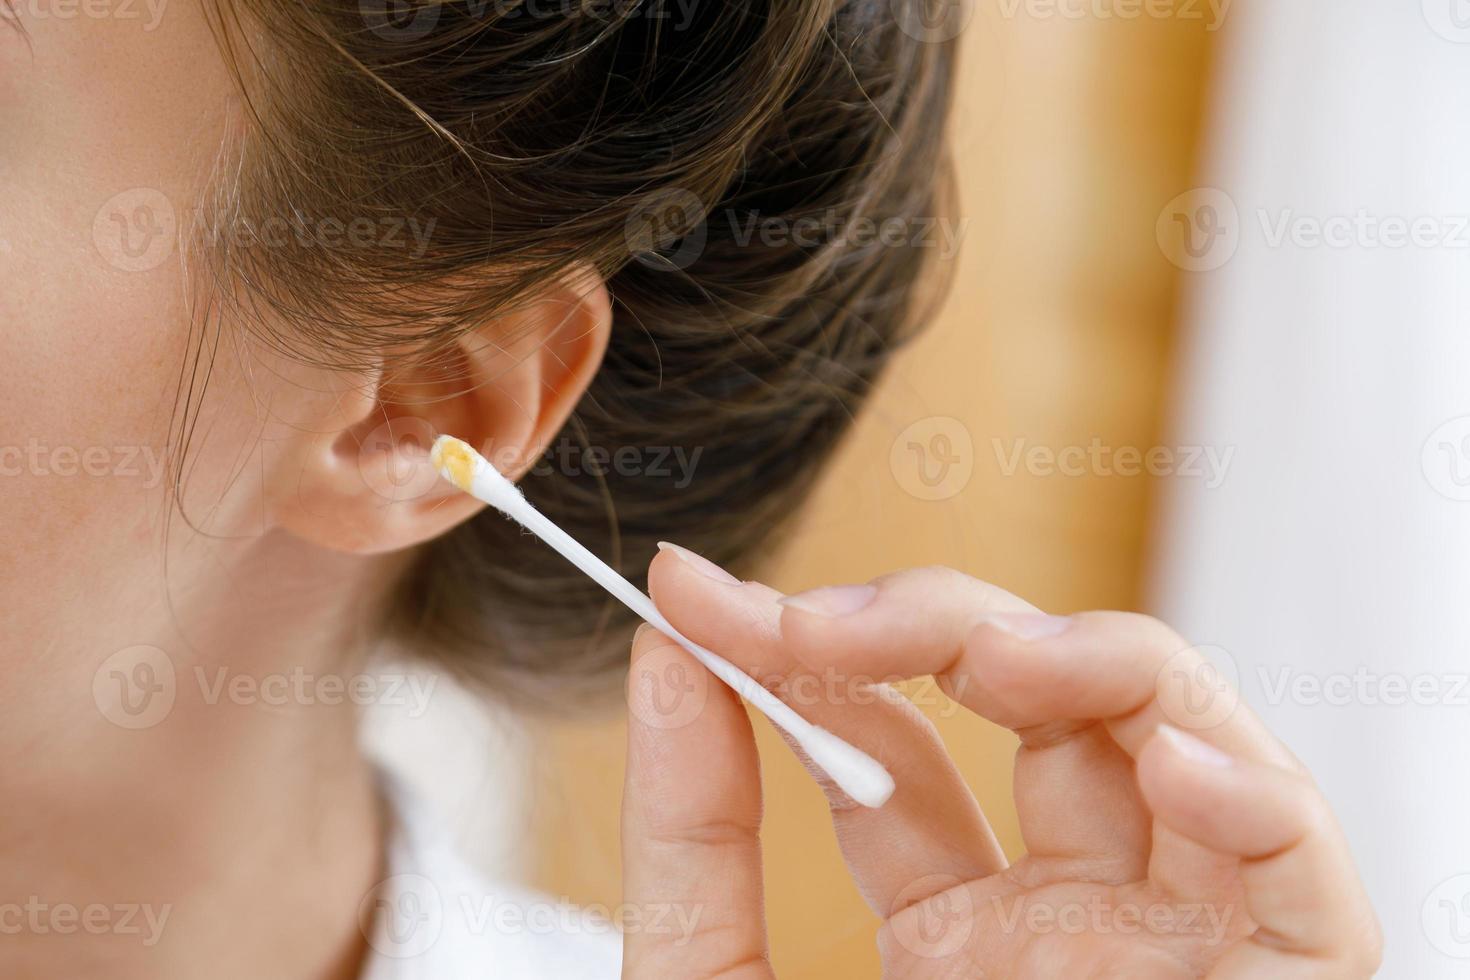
[272,268,612,555]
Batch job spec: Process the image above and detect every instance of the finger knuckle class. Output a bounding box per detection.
[1335,915,1385,977]
[642,816,759,851]
[1105,611,1189,661]
[871,564,966,591]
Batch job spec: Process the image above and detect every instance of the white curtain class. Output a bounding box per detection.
[1152,1,1470,975]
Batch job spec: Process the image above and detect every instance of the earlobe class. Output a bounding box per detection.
[271,268,612,555]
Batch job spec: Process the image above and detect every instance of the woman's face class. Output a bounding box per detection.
[0,6,413,687]
[0,4,612,692]
[0,7,263,658]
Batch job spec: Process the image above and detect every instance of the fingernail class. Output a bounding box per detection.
[778,584,878,618]
[986,613,1073,641]
[656,541,741,585]
[1155,724,1234,769]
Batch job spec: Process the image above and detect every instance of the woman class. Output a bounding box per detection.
[0,0,1379,976]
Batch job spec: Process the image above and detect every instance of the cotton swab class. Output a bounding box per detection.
[429,435,896,809]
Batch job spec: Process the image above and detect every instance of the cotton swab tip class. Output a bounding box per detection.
[430,434,479,492]
[799,725,897,808]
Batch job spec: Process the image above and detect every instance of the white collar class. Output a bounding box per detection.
[358,773,621,980]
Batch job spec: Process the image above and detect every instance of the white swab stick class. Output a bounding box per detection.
[429,435,895,809]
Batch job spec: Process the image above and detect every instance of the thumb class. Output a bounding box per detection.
[621,624,774,979]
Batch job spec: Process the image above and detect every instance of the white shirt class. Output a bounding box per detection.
[359,776,621,979]
[1150,1,1470,974]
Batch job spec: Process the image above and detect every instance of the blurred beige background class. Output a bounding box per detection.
[529,7,1219,975]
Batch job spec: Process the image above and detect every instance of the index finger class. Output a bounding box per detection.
[777,568,1294,770]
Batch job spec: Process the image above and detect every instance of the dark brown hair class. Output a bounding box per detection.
[200,0,957,708]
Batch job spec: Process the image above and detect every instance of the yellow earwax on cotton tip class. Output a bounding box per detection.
[431,435,478,492]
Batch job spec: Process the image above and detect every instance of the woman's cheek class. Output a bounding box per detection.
[0,1,247,586]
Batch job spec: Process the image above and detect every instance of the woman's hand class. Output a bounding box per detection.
[619,550,1381,978]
